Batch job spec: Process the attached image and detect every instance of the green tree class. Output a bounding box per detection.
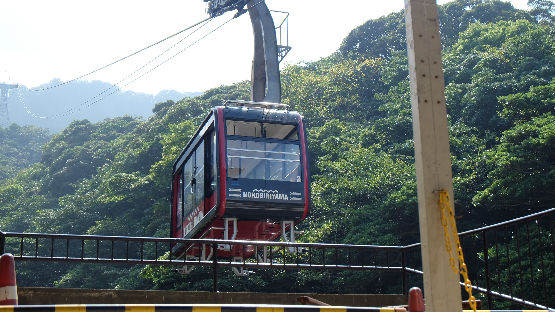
[528,0,555,22]
[498,79,555,125]
[473,114,554,215]
[340,0,534,59]
[0,124,50,181]
[444,19,554,133]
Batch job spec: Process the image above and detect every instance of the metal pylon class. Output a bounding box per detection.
[0,83,18,128]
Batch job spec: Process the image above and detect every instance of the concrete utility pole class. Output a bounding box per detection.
[0,83,18,128]
[404,0,462,311]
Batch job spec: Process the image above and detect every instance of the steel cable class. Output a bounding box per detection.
[59,14,237,118]
[20,0,266,119]
[30,16,213,92]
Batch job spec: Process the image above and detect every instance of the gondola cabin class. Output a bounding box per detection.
[170,101,309,259]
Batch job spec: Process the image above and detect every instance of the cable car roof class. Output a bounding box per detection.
[224,100,290,110]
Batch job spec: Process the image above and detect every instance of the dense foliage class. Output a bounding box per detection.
[0,0,553,304]
[0,124,50,181]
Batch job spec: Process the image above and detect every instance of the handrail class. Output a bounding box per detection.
[458,207,555,237]
[403,207,555,249]
[402,207,555,310]
[0,232,404,250]
[402,267,552,311]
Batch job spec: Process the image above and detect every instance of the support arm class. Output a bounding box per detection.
[247,0,281,103]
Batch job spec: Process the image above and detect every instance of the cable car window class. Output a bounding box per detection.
[176,172,183,230]
[194,141,205,207]
[227,120,262,137]
[264,123,298,140]
[268,142,301,181]
[226,120,298,140]
[183,158,193,216]
[227,139,301,182]
[210,130,217,193]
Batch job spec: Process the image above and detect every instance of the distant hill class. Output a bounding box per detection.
[6,79,200,132]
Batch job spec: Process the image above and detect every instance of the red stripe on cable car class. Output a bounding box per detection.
[217,107,227,217]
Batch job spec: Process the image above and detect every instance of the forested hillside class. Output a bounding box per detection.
[0,0,553,296]
[0,124,50,181]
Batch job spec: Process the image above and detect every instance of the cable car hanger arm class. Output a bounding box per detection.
[205,0,283,103]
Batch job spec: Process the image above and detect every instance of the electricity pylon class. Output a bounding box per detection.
[0,83,18,128]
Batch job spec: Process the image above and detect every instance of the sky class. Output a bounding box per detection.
[0,0,529,95]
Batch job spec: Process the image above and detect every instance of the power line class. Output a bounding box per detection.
[71,14,239,117]
[20,17,213,119]
[21,0,267,119]
[19,13,235,119]
[30,16,213,92]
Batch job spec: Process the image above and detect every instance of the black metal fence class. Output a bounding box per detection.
[1,207,553,310]
[404,207,555,310]
[0,232,407,293]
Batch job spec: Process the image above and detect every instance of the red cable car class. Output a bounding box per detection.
[170,100,309,260]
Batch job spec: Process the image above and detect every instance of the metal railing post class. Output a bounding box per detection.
[0,231,5,254]
[481,231,492,309]
[212,243,218,292]
[402,248,407,294]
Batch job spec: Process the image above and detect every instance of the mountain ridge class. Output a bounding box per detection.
[5,79,200,132]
